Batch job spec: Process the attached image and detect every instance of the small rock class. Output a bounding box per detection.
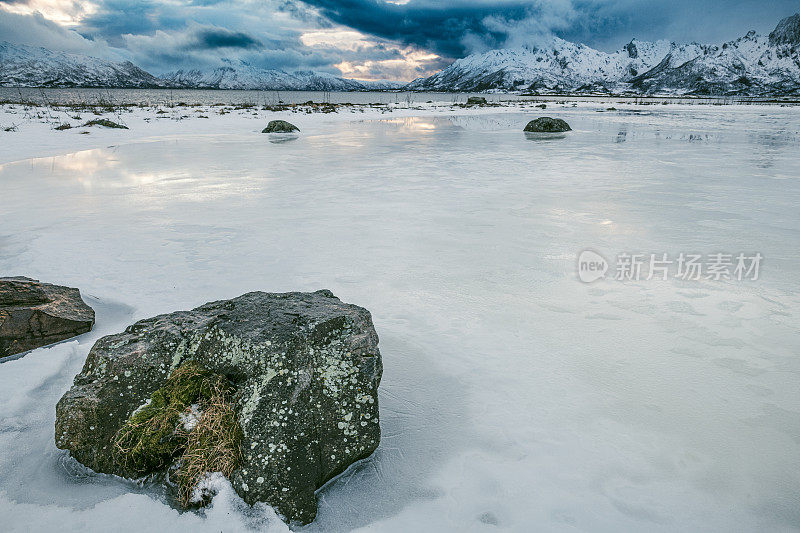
[536,103,547,109]
[54,123,72,131]
[466,96,488,105]
[523,117,572,133]
[262,120,299,133]
[0,277,94,358]
[81,118,128,129]
[55,290,381,525]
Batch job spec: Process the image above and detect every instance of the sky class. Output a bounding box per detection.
[0,0,798,81]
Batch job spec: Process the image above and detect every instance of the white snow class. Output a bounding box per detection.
[180,404,202,432]
[1,100,799,532]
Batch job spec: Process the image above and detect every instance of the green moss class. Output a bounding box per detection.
[112,361,239,487]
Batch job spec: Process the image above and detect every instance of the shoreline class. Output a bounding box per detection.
[1,97,798,166]
[3,87,800,107]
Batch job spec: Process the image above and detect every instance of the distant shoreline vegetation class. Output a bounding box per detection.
[1,88,798,109]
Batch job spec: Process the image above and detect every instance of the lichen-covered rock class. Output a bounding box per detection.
[0,277,94,358]
[261,120,299,133]
[55,290,381,524]
[466,96,487,105]
[524,117,572,133]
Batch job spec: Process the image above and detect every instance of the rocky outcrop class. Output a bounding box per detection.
[769,13,800,46]
[55,290,382,524]
[466,96,488,105]
[524,117,572,133]
[261,120,299,133]
[0,277,94,358]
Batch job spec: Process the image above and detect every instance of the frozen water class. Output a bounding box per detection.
[1,106,799,531]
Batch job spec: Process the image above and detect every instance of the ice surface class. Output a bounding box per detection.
[1,106,799,532]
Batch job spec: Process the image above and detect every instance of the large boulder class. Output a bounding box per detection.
[262,120,299,133]
[0,277,94,358]
[524,117,572,133]
[55,290,382,524]
[466,96,488,105]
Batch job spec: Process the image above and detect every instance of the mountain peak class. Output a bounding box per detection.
[769,13,800,46]
[623,40,640,58]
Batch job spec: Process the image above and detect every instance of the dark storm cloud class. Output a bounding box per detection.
[190,28,262,50]
[301,0,800,55]
[77,0,186,45]
[298,0,532,57]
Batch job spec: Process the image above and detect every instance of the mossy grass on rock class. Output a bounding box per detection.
[177,388,242,505]
[0,276,94,358]
[81,118,128,129]
[262,120,299,133]
[55,290,381,524]
[524,117,572,133]
[112,360,242,505]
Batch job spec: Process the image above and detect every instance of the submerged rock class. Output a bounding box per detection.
[55,290,382,524]
[262,120,299,133]
[0,277,94,358]
[466,96,488,105]
[523,117,572,133]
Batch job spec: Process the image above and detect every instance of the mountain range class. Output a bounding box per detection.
[1,13,799,96]
[0,42,401,91]
[408,13,800,96]
[161,61,401,91]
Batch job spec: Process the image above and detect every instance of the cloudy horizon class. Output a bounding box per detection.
[0,1,798,81]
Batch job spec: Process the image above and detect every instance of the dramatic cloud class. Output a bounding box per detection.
[0,8,123,59]
[302,0,800,56]
[1,0,798,81]
[0,0,96,25]
[189,28,263,50]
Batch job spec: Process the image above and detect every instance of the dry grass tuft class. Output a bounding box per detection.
[113,360,242,505]
[176,383,243,506]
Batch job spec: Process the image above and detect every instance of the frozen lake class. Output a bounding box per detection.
[1,106,799,531]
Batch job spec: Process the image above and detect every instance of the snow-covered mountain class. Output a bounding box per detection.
[0,43,400,91]
[408,38,682,93]
[0,43,403,91]
[0,42,161,88]
[409,13,800,96]
[161,60,400,91]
